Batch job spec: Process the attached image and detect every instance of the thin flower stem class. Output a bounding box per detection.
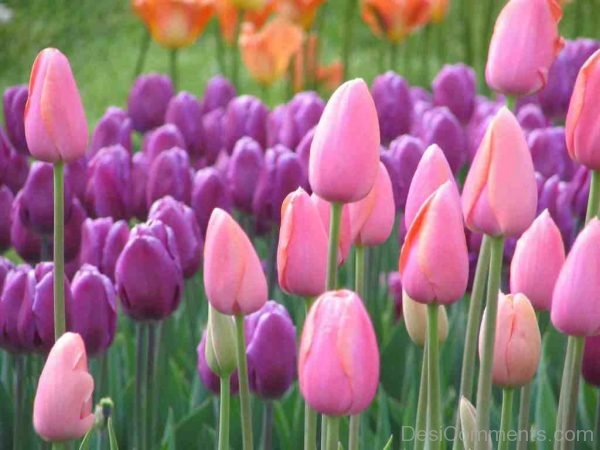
[133,28,151,80]
[325,416,340,450]
[326,203,342,290]
[169,49,178,91]
[262,401,273,450]
[236,314,253,450]
[414,343,428,450]
[585,171,600,222]
[213,22,227,76]
[498,389,514,450]
[562,336,584,450]
[231,16,242,89]
[53,161,65,340]
[427,304,441,450]
[304,297,317,450]
[146,323,158,447]
[594,391,600,450]
[341,0,357,78]
[554,338,574,450]
[135,323,148,450]
[516,382,532,450]
[218,377,231,450]
[12,355,23,450]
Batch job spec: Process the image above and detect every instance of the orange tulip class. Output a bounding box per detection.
[276,0,327,29]
[361,0,431,43]
[239,17,304,85]
[428,0,448,23]
[292,34,343,93]
[132,0,214,49]
[215,0,275,44]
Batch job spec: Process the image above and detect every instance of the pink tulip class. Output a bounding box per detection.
[566,50,600,171]
[510,210,565,311]
[25,48,88,163]
[299,289,379,415]
[404,144,455,228]
[33,332,94,442]
[462,107,537,237]
[480,293,541,387]
[278,188,328,297]
[310,193,352,265]
[485,0,563,96]
[309,79,380,203]
[551,219,600,336]
[204,208,267,315]
[399,181,469,304]
[348,162,395,247]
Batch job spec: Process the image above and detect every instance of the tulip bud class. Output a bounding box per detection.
[69,265,117,356]
[0,257,14,292]
[205,305,238,377]
[11,200,42,264]
[371,72,413,144]
[90,107,132,157]
[3,84,28,154]
[480,293,541,387]
[402,291,449,347]
[287,92,325,149]
[0,130,12,186]
[582,335,600,387]
[65,156,88,202]
[309,79,380,203]
[202,108,226,165]
[192,168,232,237]
[4,148,29,194]
[223,95,269,153]
[419,106,466,174]
[459,397,490,450]
[387,135,426,210]
[202,76,236,114]
[517,103,550,132]
[33,332,95,441]
[64,198,87,263]
[131,152,150,220]
[127,73,174,132]
[528,127,573,180]
[388,272,403,320]
[432,64,476,123]
[78,217,129,282]
[142,124,186,164]
[537,175,576,247]
[197,331,240,394]
[0,264,31,353]
[227,137,264,213]
[146,147,193,206]
[0,185,13,252]
[165,92,204,160]
[310,193,352,265]
[299,289,379,415]
[116,220,183,321]
[25,48,88,163]
[204,208,267,315]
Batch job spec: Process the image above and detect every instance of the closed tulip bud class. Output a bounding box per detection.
[64,199,87,263]
[432,64,476,123]
[360,0,431,43]
[116,220,183,321]
[5,148,29,194]
[204,208,267,315]
[537,175,576,248]
[582,335,600,387]
[224,95,268,153]
[69,265,117,357]
[25,48,88,163]
[299,289,379,415]
[227,137,264,213]
[309,79,380,203]
[131,152,150,220]
[297,128,314,181]
[419,106,466,174]
[462,107,537,237]
[149,196,203,278]
[65,157,88,202]
[205,305,238,377]
[387,271,403,319]
[85,145,132,220]
[146,147,192,206]
[0,185,13,252]
[0,257,14,293]
[286,92,324,149]
[33,332,94,442]
[90,107,132,157]
[310,193,352,265]
[551,219,600,336]
[202,108,226,165]
[0,264,31,352]
[3,85,28,154]
[165,92,204,160]
[197,331,240,394]
[400,182,469,304]
[371,72,413,144]
[192,168,232,236]
[528,127,573,180]
[388,135,426,210]
[142,123,186,162]
[127,73,174,132]
[246,301,296,398]
[480,293,541,387]
[459,397,490,450]
[402,291,449,347]
[404,144,455,228]
[10,199,42,263]
[202,75,236,114]
[278,188,328,297]
[516,103,550,132]
[79,218,129,282]
[0,131,12,186]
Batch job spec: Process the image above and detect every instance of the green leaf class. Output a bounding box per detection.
[382,434,393,450]
[78,428,94,450]
[108,418,119,450]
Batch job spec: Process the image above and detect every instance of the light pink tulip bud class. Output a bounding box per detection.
[480,293,541,387]
[399,182,469,304]
[485,0,563,96]
[309,79,380,203]
[310,193,352,265]
[551,219,600,336]
[25,48,88,163]
[33,332,94,442]
[462,107,537,237]
[204,208,267,315]
[299,289,379,415]
[348,162,395,247]
[510,210,565,311]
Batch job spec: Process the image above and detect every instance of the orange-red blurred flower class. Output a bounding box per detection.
[428,0,448,23]
[132,0,214,49]
[276,0,327,30]
[361,0,431,43]
[215,0,275,44]
[293,34,343,93]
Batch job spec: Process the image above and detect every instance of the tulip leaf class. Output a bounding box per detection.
[534,339,557,450]
[78,429,94,450]
[108,418,119,450]
[160,408,176,450]
[382,434,393,450]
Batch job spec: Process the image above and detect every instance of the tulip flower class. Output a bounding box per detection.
[78,218,129,282]
[428,0,448,22]
[192,167,232,237]
[528,127,574,180]
[33,332,94,442]
[309,79,380,203]
[388,272,403,320]
[291,34,343,94]
[0,257,13,293]
[90,107,132,157]
[267,92,324,150]
[4,147,29,195]
[299,289,379,415]
[0,264,31,353]
[202,75,236,113]
[227,137,264,213]
[3,84,28,154]
[223,95,269,153]
[462,107,537,237]
[419,106,466,174]
[165,91,204,160]
[197,331,240,394]
[582,335,600,387]
[361,0,431,43]
[485,0,563,96]
[310,193,352,265]
[24,48,88,163]
[459,397,481,450]
[214,0,274,45]
[10,202,43,264]
[205,305,238,378]
[402,291,449,347]
[277,188,328,297]
[202,108,226,165]
[385,135,426,211]
[509,210,565,311]
[127,73,174,132]
[146,147,193,206]
[142,123,186,162]
[0,185,13,253]
[276,0,326,29]
[371,72,413,144]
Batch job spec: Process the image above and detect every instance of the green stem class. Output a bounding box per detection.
[52,444,67,450]
[262,401,273,450]
[595,391,600,450]
[586,171,600,222]
[231,16,242,89]
[169,49,178,91]
[389,42,399,71]
[108,418,119,450]
[414,343,428,450]
[266,227,277,297]
[304,297,317,450]
[135,323,148,450]
[320,416,327,450]
[133,28,151,79]
[213,22,227,75]
[427,304,441,450]
[326,203,342,290]
[218,376,231,450]
[562,336,585,450]
[325,416,340,450]
[12,355,23,450]
[554,338,574,450]
[146,323,158,448]
[475,235,505,450]
[516,382,532,450]
[236,314,253,450]
[53,161,65,340]
[499,389,514,450]
[453,235,492,450]
[341,0,357,79]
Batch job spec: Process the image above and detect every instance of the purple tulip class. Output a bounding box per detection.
[0,264,32,353]
[296,127,314,185]
[371,72,413,144]
[65,156,88,202]
[191,167,232,237]
[128,73,174,132]
[131,152,150,220]
[90,107,133,156]
[3,85,28,154]
[432,63,476,123]
[387,135,426,210]
[0,129,13,185]
[465,96,504,162]
[570,166,590,220]
[583,335,600,387]
[267,92,324,149]
[0,185,13,252]
[146,147,193,207]
[538,175,576,248]
[419,106,466,174]
[223,95,269,153]
[64,199,87,263]
[410,86,431,104]
[516,103,550,132]
[202,75,236,114]
[0,257,13,292]
[528,127,574,180]
[197,331,239,395]
[11,197,42,263]
[245,301,296,399]
[4,148,29,194]
[227,137,264,213]
[116,220,183,321]
[387,272,403,320]
[69,264,117,356]
[142,123,186,162]
[201,108,226,165]
[78,217,129,282]
[165,92,204,160]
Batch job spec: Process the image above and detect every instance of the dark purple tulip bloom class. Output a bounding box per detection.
[528,127,574,180]
[146,147,193,207]
[64,199,87,263]
[371,72,413,144]
[79,217,129,282]
[69,264,117,356]
[419,106,466,174]
[465,96,504,162]
[90,107,132,157]
[128,73,174,132]
[202,75,236,114]
[388,135,426,210]
[165,92,204,160]
[227,137,264,213]
[116,220,183,321]
[201,107,226,165]
[197,331,239,395]
[223,95,269,153]
[245,301,296,399]
[191,167,232,237]
[296,128,314,183]
[0,264,32,353]
[11,196,42,263]
[570,166,590,220]
[380,147,400,209]
[142,123,186,162]
[85,145,132,220]
[387,272,403,321]
[538,175,576,248]
[583,335,600,387]
[148,196,203,278]
[267,92,324,149]
[65,156,88,202]
[4,148,29,194]
[3,85,28,154]
[410,86,431,104]
[0,129,13,184]
[131,152,150,220]
[0,257,14,292]
[432,63,476,123]
[0,185,13,252]
[516,103,549,132]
